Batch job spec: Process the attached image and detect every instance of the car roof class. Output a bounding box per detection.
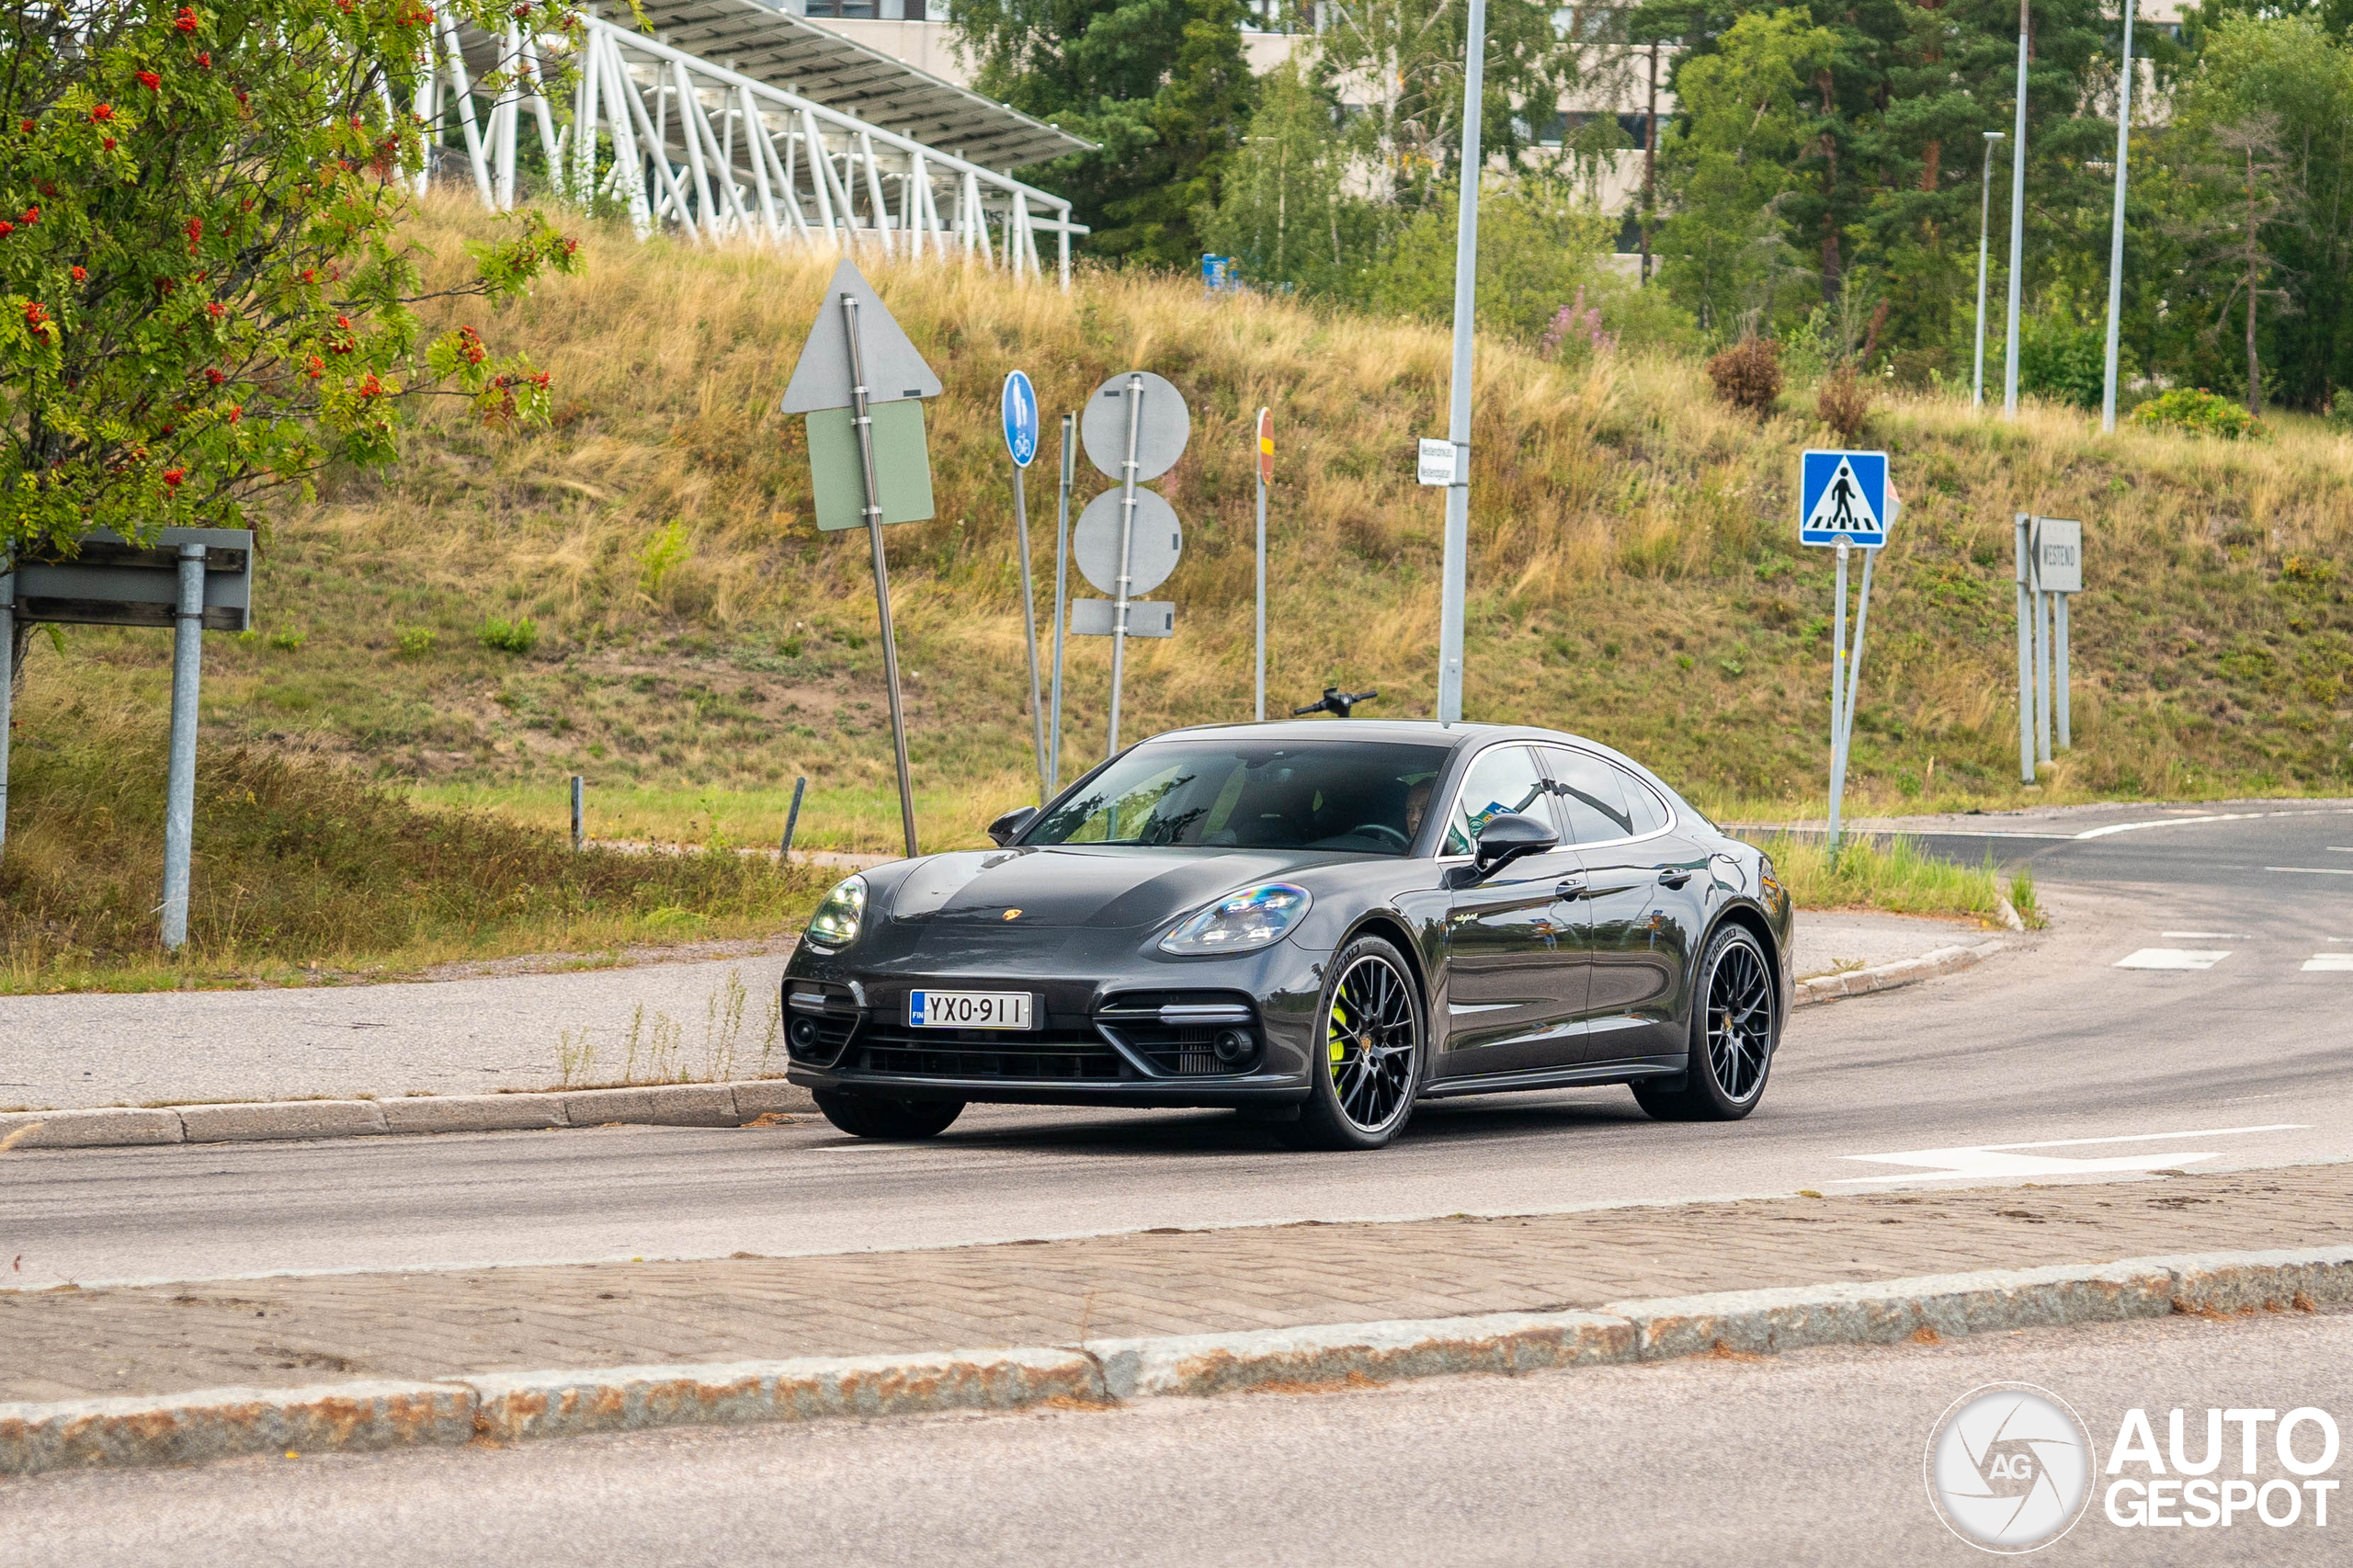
[1150,719,1556,750]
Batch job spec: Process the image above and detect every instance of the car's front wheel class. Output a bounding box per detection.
[1279,934,1425,1151]
[1633,922,1777,1121]
[813,1090,966,1141]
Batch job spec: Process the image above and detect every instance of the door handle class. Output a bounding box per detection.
[1657,869,1694,890]
[1555,878,1587,901]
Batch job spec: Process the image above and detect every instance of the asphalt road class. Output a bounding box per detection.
[6,1305,2346,1565]
[6,801,2353,1289]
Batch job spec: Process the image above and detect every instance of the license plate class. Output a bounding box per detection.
[907,990,1033,1030]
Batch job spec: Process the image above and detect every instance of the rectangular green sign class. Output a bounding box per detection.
[806,400,936,531]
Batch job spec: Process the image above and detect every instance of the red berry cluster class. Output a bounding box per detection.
[138,70,162,91]
[176,7,199,31]
[457,324,487,366]
[163,468,187,487]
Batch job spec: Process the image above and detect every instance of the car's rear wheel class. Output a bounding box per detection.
[1279,935,1424,1151]
[813,1090,966,1141]
[1633,923,1777,1122]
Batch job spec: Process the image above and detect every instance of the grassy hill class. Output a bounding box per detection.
[14,196,2353,872]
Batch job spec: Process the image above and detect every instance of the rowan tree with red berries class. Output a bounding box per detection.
[0,1,583,562]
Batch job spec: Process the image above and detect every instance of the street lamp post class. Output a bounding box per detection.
[2100,0,2137,432]
[1973,131,2004,409]
[1435,0,1487,724]
[2002,0,2029,418]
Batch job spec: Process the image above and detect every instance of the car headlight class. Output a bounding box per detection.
[1159,883,1312,956]
[806,873,869,950]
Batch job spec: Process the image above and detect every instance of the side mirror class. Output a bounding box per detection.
[1471,812,1558,879]
[987,805,1040,847]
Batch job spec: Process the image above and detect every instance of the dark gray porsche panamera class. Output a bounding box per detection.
[780,721,1792,1151]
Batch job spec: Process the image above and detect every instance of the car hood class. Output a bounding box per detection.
[882,846,1335,932]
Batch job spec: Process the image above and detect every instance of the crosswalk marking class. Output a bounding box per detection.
[2302,954,2353,972]
[2115,948,2230,971]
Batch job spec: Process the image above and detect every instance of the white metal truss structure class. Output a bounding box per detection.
[407,11,1087,287]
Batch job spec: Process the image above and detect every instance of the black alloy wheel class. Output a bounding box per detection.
[813,1090,967,1141]
[1280,935,1424,1151]
[1632,923,1777,1122]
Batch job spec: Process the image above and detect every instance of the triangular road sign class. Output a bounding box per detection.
[1802,453,1883,540]
[779,258,942,415]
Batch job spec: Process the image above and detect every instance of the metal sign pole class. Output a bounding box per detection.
[1107,374,1143,757]
[781,775,806,859]
[2015,515,2034,782]
[160,542,207,950]
[2055,592,2072,749]
[1837,545,1876,810]
[570,775,585,851]
[1255,407,1269,723]
[2036,583,2054,767]
[841,292,919,858]
[0,564,13,858]
[1011,459,1046,800]
[1049,413,1074,794]
[1829,538,1850,849]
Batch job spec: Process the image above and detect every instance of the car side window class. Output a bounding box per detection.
[1441,745,1552,857]
[1620,773,1671,836]
[1540,747,1636,845]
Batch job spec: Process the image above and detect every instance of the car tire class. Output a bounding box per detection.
[1279,934,1425,1152]
[812,1089,966,1141]
[1632,922,1777,1122]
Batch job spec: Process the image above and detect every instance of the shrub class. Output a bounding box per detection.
[479,616,540,654]
[395,627,436,659]
[2018,312,2106,409]
[2131,387,2268,440]
[1706,338,1783,415]
[637,519,693,598]
[1816,367,1872,442]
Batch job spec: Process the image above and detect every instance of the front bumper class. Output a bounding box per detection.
[780,930,1324,1107]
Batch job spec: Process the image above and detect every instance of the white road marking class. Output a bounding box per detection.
[2303,954,2353,972]
[2114,948,2230,970]
[2162,931,2250,939]
[1836,1123,2310,1184]
[2071,807,2353,840]
[2268,866,2353,876]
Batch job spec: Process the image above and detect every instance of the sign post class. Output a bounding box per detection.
[4,527,254,944]
[1049,413,1075,795]
[1800,450,1893,848]
[1255,407,1271,722]
[1077,370,1190,756]
[2015,516,2035,783]
[2027,517,2083,762]
[780,258,941,859]
[1435,0,1488,726]
[1002,370,1047,799]
[0,560,12,858]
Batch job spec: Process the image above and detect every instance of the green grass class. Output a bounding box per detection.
[1748,833,2012,923]
[0,687,833,993]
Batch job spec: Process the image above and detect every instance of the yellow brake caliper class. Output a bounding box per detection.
[1328,997,1350,1071]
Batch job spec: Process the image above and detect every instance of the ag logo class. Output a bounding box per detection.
[1925,1382,2093,1552]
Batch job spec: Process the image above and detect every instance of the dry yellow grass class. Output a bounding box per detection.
[17,193,2352,860]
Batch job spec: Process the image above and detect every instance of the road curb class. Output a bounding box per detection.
[7,1247,2347,1477]
[0,1080,820,1153]
[1792,937,2006,1006]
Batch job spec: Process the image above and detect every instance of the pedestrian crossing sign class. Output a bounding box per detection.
[1800,449,1890,548]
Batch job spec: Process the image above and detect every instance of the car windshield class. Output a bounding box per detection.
[1023,740,1452,855]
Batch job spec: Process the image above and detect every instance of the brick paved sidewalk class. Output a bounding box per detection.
[6,1164,2347,1403]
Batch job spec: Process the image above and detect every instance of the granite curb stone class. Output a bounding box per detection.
[0,1380,474,1474]
[0,1079,820,1152]
[9,1248,2348,1477]
[467,1348,1100,1444]
[179,1099,388,1143]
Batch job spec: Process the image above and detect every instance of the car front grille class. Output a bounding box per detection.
[856,1029,1126,1081]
